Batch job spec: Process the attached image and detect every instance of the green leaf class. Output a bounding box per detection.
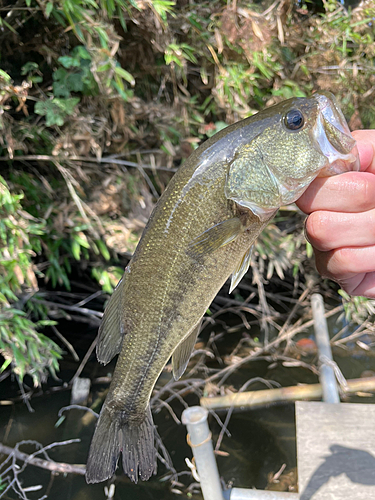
[114,66,135,86]
[71,239,81,260]
[96,239,110,261]
[67,73,85,92]
[58,56,80,69]
[97,62,112,73]
[35,101,65,126]
[306,241,313,258]
[21,62,39,75]
[0,358,11,373]
[46,2,54,18]
[54,97,80,114]
[73,233,90,248]
[75,46,91,60]
[0,69,11,82]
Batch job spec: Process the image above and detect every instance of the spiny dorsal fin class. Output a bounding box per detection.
[96,277,126,365]
[172,320,202,380]
[188,218,242,258]
[229,245,253,293]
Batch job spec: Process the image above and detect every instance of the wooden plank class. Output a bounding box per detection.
[296,401,375,499]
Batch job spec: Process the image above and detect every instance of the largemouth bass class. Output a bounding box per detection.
[86,92,359,483]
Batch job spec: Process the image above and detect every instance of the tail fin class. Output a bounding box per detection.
[121,405,156,483]
[85,405,156,484]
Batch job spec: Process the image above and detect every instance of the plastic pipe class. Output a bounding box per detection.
[311,293,340,404]
[182,406,224,500]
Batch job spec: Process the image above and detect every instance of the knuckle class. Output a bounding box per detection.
[329,247,354,274]
[306,212,331,250]
[356,175,375,210]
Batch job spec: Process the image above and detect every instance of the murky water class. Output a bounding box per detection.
[1,310,375,499]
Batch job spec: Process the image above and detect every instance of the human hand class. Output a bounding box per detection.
[295,130,375,298]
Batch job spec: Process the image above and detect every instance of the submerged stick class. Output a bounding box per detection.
[200,376,375,410]
[0,442,86,475]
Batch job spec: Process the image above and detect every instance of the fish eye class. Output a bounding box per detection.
[284,109,304,131]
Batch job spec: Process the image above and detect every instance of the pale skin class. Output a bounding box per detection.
[296,130,375,299]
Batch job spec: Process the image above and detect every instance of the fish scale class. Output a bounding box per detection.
[86,92,360,484]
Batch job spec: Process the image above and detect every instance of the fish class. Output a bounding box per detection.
[85,91,359,484]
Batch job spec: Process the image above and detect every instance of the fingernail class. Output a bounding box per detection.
[303,216,311,244]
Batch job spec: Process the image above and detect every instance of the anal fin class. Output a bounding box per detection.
[188,218,242,258]
[96,276,126,365]
[229,245,253,293]
[172,320,202,380]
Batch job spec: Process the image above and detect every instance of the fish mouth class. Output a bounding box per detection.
[314,92,360,176]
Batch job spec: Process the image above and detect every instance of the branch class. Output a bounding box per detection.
[201,376,375,410]
[0,442,86,476]
[0,154,178,172]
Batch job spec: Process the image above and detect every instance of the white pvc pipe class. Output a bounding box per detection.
[311,293,340,404]
[182,406,224,500]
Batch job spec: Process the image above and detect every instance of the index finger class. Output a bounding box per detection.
[352,129,375,174]
[296,171,375,214]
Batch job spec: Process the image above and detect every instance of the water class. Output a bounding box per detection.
[1,310,375,499]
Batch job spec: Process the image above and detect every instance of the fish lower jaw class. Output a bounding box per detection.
[317,151,360,177]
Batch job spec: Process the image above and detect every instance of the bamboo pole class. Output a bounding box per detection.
[200,377,375,411]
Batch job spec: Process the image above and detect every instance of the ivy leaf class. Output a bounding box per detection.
[54,97,80,114]
[35,98,80,126]
[58,55,81,69]
[35,101,65,126]
[67,73,85,92]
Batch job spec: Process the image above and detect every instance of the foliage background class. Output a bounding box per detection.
[0,0,374,406]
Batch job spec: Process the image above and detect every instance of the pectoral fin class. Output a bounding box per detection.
[229,246,253,293]
[172,320,202,380]
[188,218,242,258]
[96,277,126,365]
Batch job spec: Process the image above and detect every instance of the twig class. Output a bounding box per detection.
[51,325,79,362]
[214,377,279,452]
[74,290,103,307]
[202,304,344,387]
[0,441,86,476]
[0,154,178,172]
[53,160,100,240]
[251,259,271,343]
[31,298,103,318]
[16,377,34,413]
[58,404,99,418]
[70,336,98,384]
[279,285,312,340]
[153,400,181,424]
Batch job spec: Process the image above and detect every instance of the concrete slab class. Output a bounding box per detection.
[296,401,375,499]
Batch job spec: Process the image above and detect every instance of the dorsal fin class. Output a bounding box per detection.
[172,320,202,380]
[96,277,126,365]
